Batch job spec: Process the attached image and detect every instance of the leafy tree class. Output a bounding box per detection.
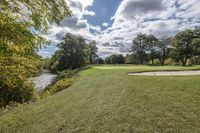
[105,56,111,64]
[158,37,171,65]
[117,54,125,64]
[95,58,104,64]
[87,41,98,64]
[125,54,132,64]
[171,28,200,66]
[132,33,148,64]
[104,54,125,64]
[0,0,71,107]
[110,54,118,64]
[146,35,159,64]
[50,33,87,71]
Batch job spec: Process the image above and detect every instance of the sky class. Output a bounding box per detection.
[39,0,200,58]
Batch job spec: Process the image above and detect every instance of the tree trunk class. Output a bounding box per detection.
[161,50,165,66]
[152,59,154,65]
[182,54,189,66]
[183,59,187,66]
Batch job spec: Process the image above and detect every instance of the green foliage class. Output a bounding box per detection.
[86,41,98,64]
[42,78,74,97]
[41,69,80,98]
[0,61,37,107]
[171,28,200,66]
[0,0,71,31]
[157,37,171,65]
[105,54,125,64]
[0,0,71,107]
[131,28,200,66]
[50,33,87,71]
[132,33,148,64]
[41,58,51,70]
[95,58,104,64]
[50,33,99,71]
[57,70,79,79]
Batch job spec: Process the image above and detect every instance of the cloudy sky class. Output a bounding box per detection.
[39,0,200,58]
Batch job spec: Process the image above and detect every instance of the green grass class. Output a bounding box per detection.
[1,65,200,133]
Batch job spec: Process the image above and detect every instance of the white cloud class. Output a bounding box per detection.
[95,0,200,57]
[102,22,109,27]
[46,0,98,43]
[44,0,200,58]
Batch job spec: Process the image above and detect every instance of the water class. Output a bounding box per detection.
[30,73,57,92]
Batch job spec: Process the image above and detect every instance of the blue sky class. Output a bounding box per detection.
[84,0,121,30]
[39,0,200,58]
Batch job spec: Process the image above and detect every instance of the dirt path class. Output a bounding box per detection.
[128,70,200,76]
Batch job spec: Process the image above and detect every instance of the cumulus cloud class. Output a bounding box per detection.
[97,0,200,56]
[45,0,98,43]
[44,0,200,58]
[112,0,166,21]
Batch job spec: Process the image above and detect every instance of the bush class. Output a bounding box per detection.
[0,57,39,108]
[0,66,36,107]
[41,78,74,98]
[57,70,79,80]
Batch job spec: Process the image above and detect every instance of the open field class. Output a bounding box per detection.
[1,65,200,133]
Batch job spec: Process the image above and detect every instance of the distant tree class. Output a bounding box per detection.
[146,35,159,64]
[105,56,111,64]
[50,33,87,71]
[125,54,132,64]
[192,28,200,57]
[95,58,104,64]
[87,41,98,64]
[116,54,125,64]
[158,37,171,65]
[104,54,125,64]
[110,54,118,64]
[132,33,148,64]
[171,28,200,66]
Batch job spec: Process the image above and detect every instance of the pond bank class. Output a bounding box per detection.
[30,73,57,92]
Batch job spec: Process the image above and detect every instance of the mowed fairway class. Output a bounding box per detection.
[1,65,200,133]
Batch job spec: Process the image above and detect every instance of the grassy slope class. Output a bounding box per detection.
[1,65,200,133]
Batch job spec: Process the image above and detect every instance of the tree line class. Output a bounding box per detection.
[49,28,200,71]
[103,28,200,66]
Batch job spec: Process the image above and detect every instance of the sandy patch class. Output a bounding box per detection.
[128,70,200,76]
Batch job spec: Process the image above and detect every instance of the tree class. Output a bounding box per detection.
[0,0,71,55]
[105,56,111,64]
[171,28,200,66]
[104,54,125,64]
[87,41,98,64]
[110,54,118,64]
[146,35,159,64]
[158,37,171,65]
[132,33,148,64]
[0,0,71,107]
[95,58,104,64]
[117,54,125,64]
[50,33,87,71]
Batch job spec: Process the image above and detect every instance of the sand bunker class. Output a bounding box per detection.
[128,70,200,76]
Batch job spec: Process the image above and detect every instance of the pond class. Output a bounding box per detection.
[30,73,57,92]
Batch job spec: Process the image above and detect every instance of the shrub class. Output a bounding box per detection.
[41,78,74,98]
[0,66,36,107]
[0,57,39,108]
[57,70,79,79]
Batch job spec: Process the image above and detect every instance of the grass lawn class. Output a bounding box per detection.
[1,65,200,133]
